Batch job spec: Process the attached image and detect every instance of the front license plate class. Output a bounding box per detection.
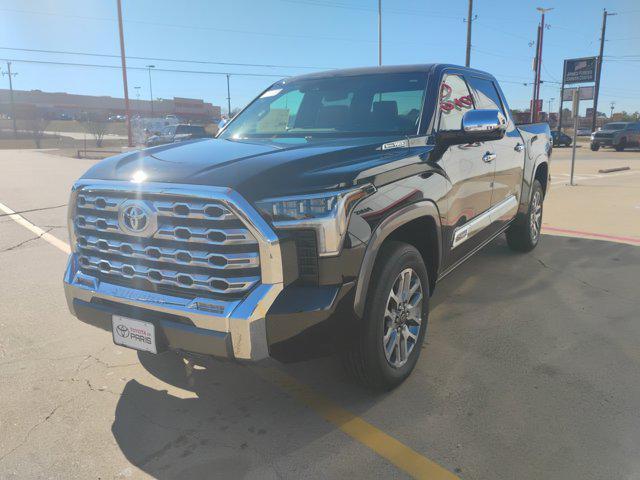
[112,315,157,354]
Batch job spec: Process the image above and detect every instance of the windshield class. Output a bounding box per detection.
[220,72,427,139]
[602,123,626,131]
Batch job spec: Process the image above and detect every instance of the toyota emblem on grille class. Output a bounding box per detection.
[117,200,158,237]
[123,205,147,231]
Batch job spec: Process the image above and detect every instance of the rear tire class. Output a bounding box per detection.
[615,138,626,152]
[506,179,544,253]
[343,241,429,390]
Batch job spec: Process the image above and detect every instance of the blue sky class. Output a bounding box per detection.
[1,0,639,115]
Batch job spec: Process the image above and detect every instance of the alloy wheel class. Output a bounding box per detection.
[382,268,423,368]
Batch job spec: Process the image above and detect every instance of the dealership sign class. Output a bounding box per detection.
[562,86,594,102]
[563,57,597,84]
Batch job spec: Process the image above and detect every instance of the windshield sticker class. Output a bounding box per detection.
[440,83,473,113]
[260,88,283,98]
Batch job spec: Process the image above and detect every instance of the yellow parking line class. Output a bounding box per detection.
[3,200,459,479]
[0,201,70,254]
[253,367,460,480]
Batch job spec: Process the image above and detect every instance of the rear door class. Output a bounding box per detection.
[467,75,524,221]
[436,73,495,266]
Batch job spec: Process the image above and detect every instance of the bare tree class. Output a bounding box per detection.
[17,105,49,148]
[79,113,110,147]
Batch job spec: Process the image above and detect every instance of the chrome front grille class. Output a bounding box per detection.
[72,187,263,300]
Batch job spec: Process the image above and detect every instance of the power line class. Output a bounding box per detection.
[0,46,332,70]
[0,7,440,47]
[0,58,291,78]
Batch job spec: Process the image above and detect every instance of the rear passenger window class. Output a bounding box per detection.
[468,77,505,114]
[438,74,474,131]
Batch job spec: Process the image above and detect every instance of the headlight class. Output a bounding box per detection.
[255,185,374,257]
[590,133,595,140]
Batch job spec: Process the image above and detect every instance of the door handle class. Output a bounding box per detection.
[482,152,496,163]
[514,143,525,152]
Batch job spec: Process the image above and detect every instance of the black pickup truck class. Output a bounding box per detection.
[64,64,551,389]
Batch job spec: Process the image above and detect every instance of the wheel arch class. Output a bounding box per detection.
[353,200,442,319]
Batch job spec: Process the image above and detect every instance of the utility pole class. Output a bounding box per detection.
[226,74,231,116]
[378,0,382,66]
[465,0,474,67]
[146,65,155,116]
[116,0,133,147]
[1,62,18,139]
[592,9,616,132]
[548,97,554,124]
[531,7,552,123]
[530,24,542,123]
[609,101,615,118]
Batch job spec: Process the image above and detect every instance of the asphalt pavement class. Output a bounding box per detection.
[1,148,639,479]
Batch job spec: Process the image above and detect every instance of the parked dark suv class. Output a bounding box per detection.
[551,130,572,147]
[591,122,640,151]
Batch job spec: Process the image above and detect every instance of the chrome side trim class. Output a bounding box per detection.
[451,194,518,249]
[438,219,514,281]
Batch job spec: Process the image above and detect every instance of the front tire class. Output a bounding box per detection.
[590,143,600,151]
[506,179,544,252]
[343,241,429,390]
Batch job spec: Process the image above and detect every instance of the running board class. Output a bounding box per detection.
[452,195,518,249]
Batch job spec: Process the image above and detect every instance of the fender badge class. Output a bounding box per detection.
[381,139,409,151]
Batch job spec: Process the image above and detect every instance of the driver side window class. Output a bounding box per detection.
[438,74,474,131]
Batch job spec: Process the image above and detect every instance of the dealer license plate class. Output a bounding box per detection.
[112,315,157,354]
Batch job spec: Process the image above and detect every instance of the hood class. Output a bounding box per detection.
[81,136,428,201]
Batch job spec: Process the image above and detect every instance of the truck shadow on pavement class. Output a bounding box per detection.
[110,235,640,479]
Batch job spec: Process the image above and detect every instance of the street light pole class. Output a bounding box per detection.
[548,97,554,124]
[1,61,18,139]
[609,101,615,119]
[146,65,155,116]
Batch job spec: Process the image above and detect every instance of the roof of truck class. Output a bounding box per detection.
[284,64,495,82]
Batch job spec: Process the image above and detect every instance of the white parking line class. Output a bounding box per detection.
[550,169,639,185]
[0,201,70,254]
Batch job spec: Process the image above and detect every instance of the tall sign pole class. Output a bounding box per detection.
[570,89,579,186]
[116,0,133,147]
[592,9,616,132]
[558,59,567,132]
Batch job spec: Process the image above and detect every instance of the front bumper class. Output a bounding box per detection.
[64,254,283,360]
[592,137,614,146]
[65,254,355,362]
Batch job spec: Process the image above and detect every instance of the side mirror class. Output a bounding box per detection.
[437,109,507,146]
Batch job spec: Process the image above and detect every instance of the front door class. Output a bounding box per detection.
[467,76,525,211]
[436,73,496,268]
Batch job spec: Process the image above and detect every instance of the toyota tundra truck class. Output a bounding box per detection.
[64,64,551,389]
